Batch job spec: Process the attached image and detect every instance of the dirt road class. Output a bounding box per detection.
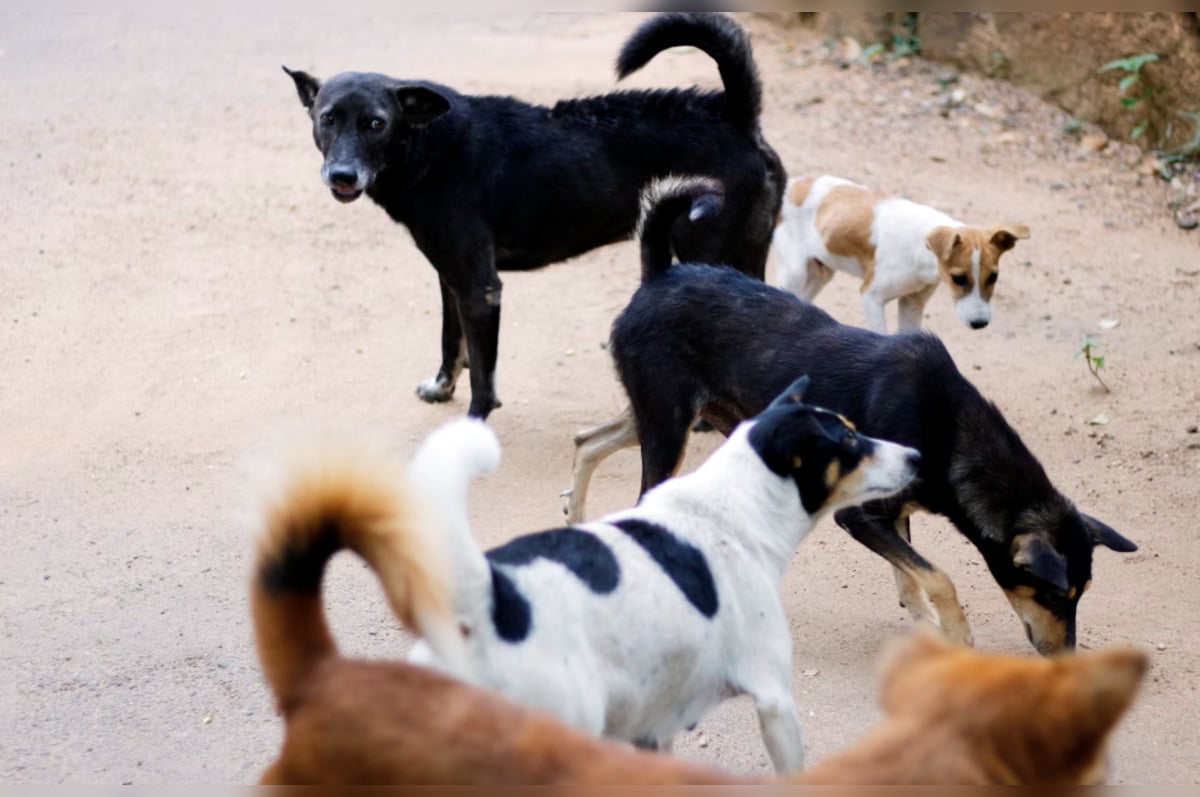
[2,12,1197,783]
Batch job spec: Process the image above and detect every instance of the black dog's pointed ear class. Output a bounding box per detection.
[1012,533,1069,591]
[764,375,811,413]
[395,86,452,128]
[1082,514,1137,553]
[283,66,320,109]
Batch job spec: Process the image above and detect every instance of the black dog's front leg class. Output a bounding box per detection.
[456,281,503,419]
[416,277,467,404]
[834,505,973,646]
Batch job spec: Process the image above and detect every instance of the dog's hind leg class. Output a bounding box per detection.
[639,415,691,496]
[562,407,639,523]
[417,278,468,404]
[836,506,973,646]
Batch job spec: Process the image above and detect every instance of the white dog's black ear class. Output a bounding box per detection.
[1082,513,1137,553]
[1011,533,1069,591]
[395,86,452,128]
[283,66,320,109]
[764,375,811,412]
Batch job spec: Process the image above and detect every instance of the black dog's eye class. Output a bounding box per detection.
[319,112,335,127]
[844,433,857,448]
[986,272,998,286]
[950,274,969,287]
[369,117,386,131]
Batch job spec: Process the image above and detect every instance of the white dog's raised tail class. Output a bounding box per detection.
[406,418,502,621]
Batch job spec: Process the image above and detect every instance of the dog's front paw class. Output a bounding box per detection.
[934,614,975,648]
[416,376,456,403]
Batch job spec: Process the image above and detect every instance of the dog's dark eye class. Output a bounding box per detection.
[319,112,335,127]
[986,273,998,286]
[369,117,386,131]
[950,274,968,287]
[844,433,857,448]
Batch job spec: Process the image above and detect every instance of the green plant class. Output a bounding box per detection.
[892,13,921,58]
[1099,52,1160,142]
[1075,338,1110,393]
[861,13,921,63]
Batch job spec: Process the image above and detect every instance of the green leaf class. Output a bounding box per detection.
[1122,97,1140,109]
[1132,120,1149,141]
[1093,356,1106,370]
[1100,52,1159,74]
[1119,74,1139,92]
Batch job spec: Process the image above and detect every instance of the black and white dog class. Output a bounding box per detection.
[284,12,785,418]
[565,178,1138,656]
[397,382,918,773]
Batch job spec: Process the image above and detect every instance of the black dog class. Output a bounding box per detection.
[565,177,1137,656]
[284,12,785,418]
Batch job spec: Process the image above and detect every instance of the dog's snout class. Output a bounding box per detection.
[970,319,990,330]
[328,167,359,187]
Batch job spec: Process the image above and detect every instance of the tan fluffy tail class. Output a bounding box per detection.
[250,436,473,714]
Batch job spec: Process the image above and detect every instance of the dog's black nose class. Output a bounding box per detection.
[328,168,359,188]
[970,319,989,330]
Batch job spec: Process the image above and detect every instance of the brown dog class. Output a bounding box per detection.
[251,442,1147,785]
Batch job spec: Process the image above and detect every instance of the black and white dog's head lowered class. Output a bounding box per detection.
[403,379,919,774]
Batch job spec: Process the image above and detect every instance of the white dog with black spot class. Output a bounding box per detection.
[398,377,919,773]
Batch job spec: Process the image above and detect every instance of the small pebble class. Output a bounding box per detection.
[1156,643,1168,652]
[1187,425,1198,434]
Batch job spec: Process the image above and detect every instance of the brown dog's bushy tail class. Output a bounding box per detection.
[636,176,725,280]
[617,12,762,133]
[251,426,494,713]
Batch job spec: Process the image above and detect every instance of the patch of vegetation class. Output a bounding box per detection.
[862,12,921,62]
[1075,338,1110,393]
[1099,52,1160,143]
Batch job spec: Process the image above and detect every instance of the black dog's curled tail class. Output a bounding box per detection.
[636,176,725,281]
[617,12,762,133]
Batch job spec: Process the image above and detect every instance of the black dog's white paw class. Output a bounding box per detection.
[416,376,456,403]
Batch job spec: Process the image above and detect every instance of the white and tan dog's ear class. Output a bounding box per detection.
[989,223,1030,252]
[925,226,962,261]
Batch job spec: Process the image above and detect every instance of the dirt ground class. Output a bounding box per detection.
[2,12,1198,785]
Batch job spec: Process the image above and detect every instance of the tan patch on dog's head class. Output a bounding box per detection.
[824,459,842,489]
[877,627,1147,785]
[926,223,1029,301]
[1003,586,1069,655]
[815,184,880,288]
[824,452,873,509]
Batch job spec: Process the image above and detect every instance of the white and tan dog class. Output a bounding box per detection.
[772,175,1029,333]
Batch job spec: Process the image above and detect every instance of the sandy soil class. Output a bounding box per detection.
[1,11,1198,784]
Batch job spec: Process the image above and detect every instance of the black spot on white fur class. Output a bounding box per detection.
[488,564,531,643]
[613,518,718,618]
[486,527,620,594]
